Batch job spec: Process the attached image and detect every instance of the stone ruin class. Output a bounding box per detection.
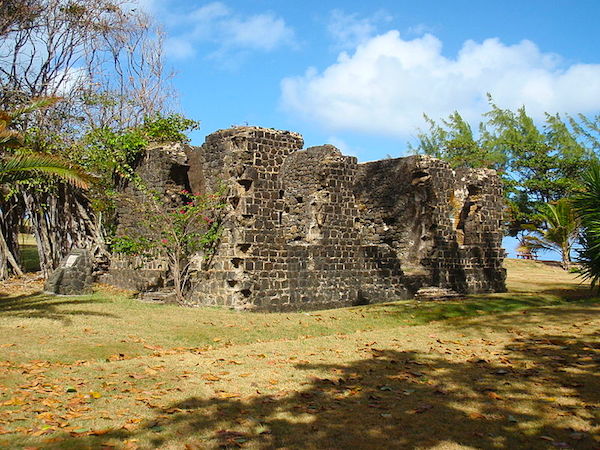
[102,126,506,311]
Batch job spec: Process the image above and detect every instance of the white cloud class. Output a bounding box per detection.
[224,13,294,51]
[48,67,88,96]
[189,2,230,24]
[164,37,195,59]
[137,1,295,60]
[327,9,391,50]
[281,31,600,137]
[132,0,160,14]
[405,24,434,37]
[325,136,358,157]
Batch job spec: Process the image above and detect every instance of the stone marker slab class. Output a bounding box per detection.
[45,248,94,295]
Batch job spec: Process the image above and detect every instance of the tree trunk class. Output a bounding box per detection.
[22,184,107,277]
[0,229,23,279]
[562,244,572,271]
[0,196,23,280]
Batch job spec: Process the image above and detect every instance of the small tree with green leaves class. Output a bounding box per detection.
[409,111,507,170]
[113,188,226,303]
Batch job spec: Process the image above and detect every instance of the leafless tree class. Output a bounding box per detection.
[0,0,42,38]
[0,0,174,278]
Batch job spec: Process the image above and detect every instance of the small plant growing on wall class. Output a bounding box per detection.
[113,187,226,303]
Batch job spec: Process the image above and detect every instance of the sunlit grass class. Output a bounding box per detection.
[0,259,598,448]
[18,234,40,272]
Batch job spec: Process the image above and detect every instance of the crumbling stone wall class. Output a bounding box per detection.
[105,126,506,311]
[114,143,193,236]
[100,143,191,291]
[355,156,506,295]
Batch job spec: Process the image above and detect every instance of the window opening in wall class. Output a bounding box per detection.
[411,170,431,185]
[467,184,481,195]
[237,243,251,253]
[238,179,252,191]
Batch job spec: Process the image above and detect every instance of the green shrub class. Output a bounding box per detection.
[142,114,200,143]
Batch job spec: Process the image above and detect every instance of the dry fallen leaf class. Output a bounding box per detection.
[409,403,433,414]
[202,374,221,382]
[487,391,502,400]
[217,392,240,399]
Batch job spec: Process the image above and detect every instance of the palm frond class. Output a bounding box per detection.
[9,97,61,119]
[0,154,92,189]
[523,235,559,253]
[0,128,24,148]
[0,97,62,149]
[573,161,600,285]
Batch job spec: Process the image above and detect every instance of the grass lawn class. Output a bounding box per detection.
[0,259,598,449]
[18,234,40,273]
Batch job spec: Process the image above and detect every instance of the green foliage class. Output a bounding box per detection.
[523,199,579,269]
[110,235,152,255]
[111,189,226,256]
[118,187,227,303]
[79,113,199,182]
[485,104,592,204]
[568,113,600,153]
[573,161,600,287]
[0,98,91,192]
[75,113,200,235]
[142,113,200,144]
[149,189,227,257]
[81,126,148,180]
[411,98,597,236]
[410,111,506,170]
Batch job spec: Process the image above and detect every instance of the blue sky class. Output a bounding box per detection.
[139,0,600,161]
[139,0,600,259]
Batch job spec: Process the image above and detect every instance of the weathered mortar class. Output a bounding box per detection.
[104,126,506,310]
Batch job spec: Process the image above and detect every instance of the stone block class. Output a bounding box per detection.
[45,249,94,295]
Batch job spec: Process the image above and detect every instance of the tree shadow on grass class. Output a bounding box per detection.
[0,292,117,325]
[24,329,599,449]
[539,286,597,301]
[371,289,600,326]
[440,304,600,338]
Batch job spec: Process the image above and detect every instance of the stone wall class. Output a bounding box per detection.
[354,156,506,296]
[99,143,189,291]
[101,252,168,292]
[105,126,506,311]
[113,143,192,238]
